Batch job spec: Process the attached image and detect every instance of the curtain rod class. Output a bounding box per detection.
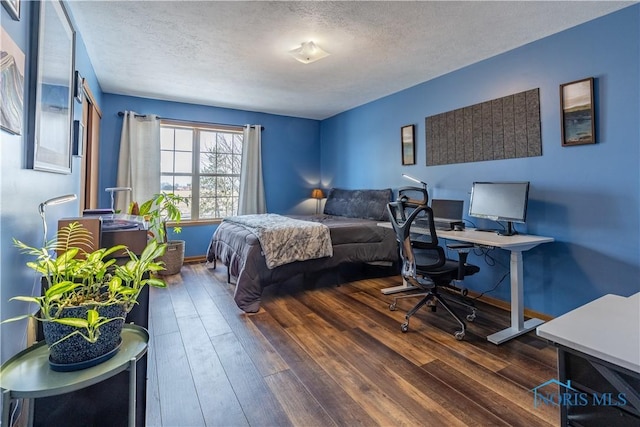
[117,111,264,130]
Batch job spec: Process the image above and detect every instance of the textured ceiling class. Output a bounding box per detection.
[67,1,635,120]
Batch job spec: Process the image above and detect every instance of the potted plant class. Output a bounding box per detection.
[3,221,167,370]
[136,192,189,275]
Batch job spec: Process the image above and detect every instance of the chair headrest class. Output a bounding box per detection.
[398,186,428,206]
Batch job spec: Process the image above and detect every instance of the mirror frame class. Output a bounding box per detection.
[26,0,75,174]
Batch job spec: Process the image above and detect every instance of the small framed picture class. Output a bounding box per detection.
[74,70,84,103]
[2,0,20,20]
[401,124,415,165]
[73,120,84,157]
[560,77,595,146]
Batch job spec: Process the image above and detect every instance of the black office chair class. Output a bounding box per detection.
[387,187,479,340]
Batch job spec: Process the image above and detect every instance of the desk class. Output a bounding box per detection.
[1,324,149,427]
[378,224,554,344]
[536,293,640,425]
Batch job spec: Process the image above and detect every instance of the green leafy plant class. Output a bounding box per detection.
[3,222,167,346]
[136,192,189,243]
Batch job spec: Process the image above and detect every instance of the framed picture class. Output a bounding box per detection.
[560,77,595,146]
[401,124,415,165]
[26,0,76,173]
[74,70,84,103]
[1,0,20,20]
[73,120,83,156]
[0,27,25,135]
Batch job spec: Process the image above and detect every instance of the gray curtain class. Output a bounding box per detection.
[115,111,161,213]
[237,125,266,215]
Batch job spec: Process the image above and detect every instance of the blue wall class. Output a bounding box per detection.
[0,1,101,364]
[98,94,321,256]
[320,6,640,316]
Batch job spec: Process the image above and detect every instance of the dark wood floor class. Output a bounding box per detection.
[146,263,559,426]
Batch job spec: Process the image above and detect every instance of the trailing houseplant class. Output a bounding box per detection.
[3,221,167,369]
[134,192,189,275]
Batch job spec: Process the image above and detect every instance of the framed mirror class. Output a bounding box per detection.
[26,0,75,174]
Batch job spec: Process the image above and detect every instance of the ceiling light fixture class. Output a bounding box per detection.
[289,41,330,64]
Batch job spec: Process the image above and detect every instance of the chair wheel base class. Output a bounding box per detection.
[401,322,409,333]
[389,303,397,311]
[454,331,465,340]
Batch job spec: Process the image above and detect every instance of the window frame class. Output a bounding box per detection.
[160,119,243,222]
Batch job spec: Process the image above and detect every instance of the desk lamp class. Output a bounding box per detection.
[311,188,325,214]
[402,174,427,190]
[39,194,77,246]
[105,187,131,212]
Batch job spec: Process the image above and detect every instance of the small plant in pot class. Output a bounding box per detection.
[3,222,167,370]
[134,192,189,276]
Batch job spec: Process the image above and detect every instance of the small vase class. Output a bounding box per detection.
[43,304,126,370]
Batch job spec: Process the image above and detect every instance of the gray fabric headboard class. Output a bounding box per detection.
[323,188,392,221]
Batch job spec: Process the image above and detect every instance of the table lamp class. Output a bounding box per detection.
[39,194,77,246]
[105,187,132,212]
[402,174,427,190]
[311,188,324,214]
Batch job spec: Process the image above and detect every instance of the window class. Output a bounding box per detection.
[160,121,243,220]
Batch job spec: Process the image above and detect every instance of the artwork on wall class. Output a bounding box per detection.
[26,0,76,174]
[74,70,84,103]
[0,26,25,135]
[401,124,415,165]
[425,88,541,166]
[1,0,20,20]
[560,77,595,146]
[73,120,83,157]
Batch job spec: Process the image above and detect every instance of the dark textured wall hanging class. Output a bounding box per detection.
[425,88,541,166]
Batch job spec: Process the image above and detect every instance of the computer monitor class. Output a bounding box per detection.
[468,181,530,236]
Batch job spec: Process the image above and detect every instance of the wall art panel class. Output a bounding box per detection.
[425,88,541,165]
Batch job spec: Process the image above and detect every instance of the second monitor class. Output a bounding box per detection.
[431,199,464,230]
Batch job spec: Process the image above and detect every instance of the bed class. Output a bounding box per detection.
[206,188,399,312]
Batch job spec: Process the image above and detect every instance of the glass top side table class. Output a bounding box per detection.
[1,324,149,427]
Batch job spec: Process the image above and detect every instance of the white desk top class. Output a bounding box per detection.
[436,228,554,250]
[537,293,640,373]
[377,223,554,251]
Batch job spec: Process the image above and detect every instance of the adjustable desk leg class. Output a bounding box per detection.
[487,250,544,344]
[381,277,419,295]
[381,250,418,294]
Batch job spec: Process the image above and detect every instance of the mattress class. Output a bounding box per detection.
[207,214,398,312]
